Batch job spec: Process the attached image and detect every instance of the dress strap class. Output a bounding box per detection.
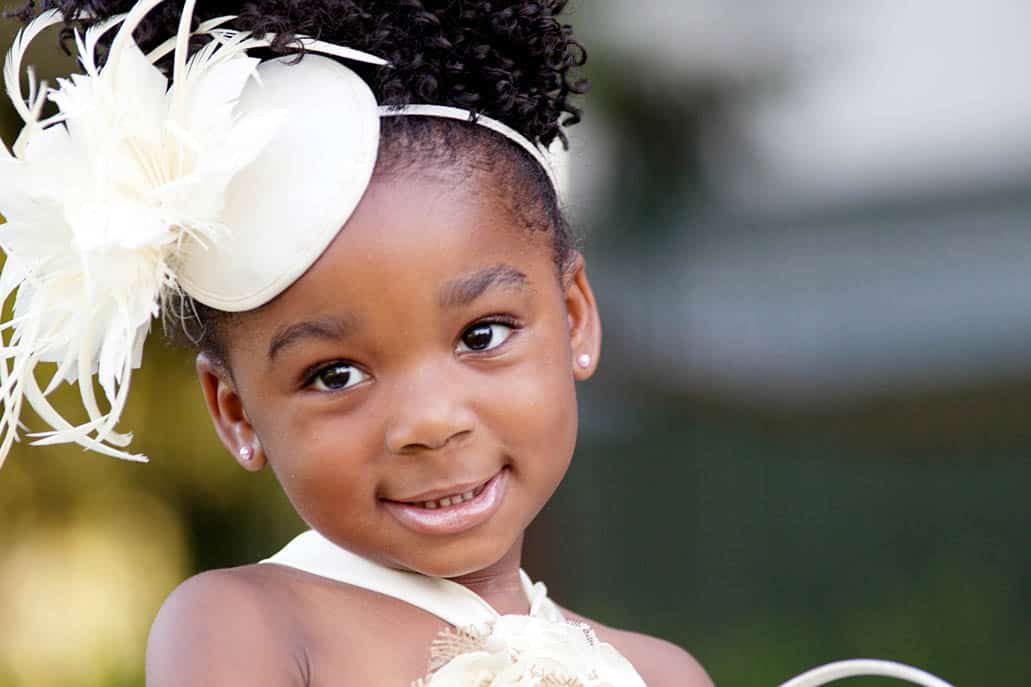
[260,530,564,627]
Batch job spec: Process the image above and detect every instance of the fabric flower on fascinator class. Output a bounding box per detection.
[413,615,647,687]
[0,0,384,468]
[0,0,283,465]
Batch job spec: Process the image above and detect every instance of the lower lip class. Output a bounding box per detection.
[382,469,508,536]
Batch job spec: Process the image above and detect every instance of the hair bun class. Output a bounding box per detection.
[20,0,588,147]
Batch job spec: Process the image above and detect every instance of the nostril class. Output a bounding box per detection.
[399,427,473,453]
[447,429,474,450]
[383,395,477,454]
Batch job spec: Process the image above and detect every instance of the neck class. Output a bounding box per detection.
[448,534,528,616]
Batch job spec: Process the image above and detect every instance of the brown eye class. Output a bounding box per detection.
[310,363,366,391]
[458,323,513,352]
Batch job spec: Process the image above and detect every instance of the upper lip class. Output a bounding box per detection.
[386,471,498,503]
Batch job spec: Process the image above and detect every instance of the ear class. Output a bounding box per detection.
[563,252,602,381]
[195,352,266,471]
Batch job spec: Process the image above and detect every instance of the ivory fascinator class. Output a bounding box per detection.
[0,0,558,467]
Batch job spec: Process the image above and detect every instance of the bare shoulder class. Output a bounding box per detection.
[605,630,714,687]
[146,565,307,687]
[560,607,714,687]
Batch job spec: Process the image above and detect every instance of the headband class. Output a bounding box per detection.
[0,0,561,467]
[379,104,561,193]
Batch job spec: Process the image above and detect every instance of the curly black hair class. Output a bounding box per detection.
[15,0,589,363]
[18,0,587,147]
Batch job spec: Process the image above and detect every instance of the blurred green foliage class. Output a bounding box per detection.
[541,399,1031,685]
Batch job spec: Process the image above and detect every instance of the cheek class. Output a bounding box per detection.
[249,401,380,520]
[489,336,578,482]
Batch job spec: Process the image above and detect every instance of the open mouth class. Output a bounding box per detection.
[382,469,508,536]
[403,481,489,510]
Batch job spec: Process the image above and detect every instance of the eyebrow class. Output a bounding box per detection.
[439,263,529,309]
[267,313,362,361]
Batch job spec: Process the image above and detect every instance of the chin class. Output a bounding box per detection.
[395,533,519,579]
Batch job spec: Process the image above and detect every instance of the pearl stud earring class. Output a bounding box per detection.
[577,353,591,369]
[239,446,253,461]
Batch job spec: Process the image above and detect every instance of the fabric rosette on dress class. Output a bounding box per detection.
[415,614,647,687]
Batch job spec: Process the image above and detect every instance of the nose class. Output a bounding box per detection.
[384,362,476,454]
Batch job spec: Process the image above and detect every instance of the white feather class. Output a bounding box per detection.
[105,0,167,77]
[3,9,63,127]
[146,15,238,64]
[211,30,388,66]
[170,0,199,122]
[79,13,129,77]
[290,36,389,65]
[24,376,144,461]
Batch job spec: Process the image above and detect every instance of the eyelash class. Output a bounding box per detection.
[303,360,368,393]
[456,314,522,354]
[301,314,524,392]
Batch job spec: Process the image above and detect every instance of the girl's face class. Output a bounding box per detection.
[197,168,601,578]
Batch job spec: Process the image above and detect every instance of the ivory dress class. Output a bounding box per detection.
[261,529,650,686]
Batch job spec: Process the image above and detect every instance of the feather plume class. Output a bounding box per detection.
[146,15,237,63]
[3,9,64,156]
[76,13,129,78]
[0,0,288,467]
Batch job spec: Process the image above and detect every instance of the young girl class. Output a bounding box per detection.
[0,0,711,684]
[0,2,957,685]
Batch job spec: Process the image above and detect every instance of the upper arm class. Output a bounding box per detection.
[145,569,305,687]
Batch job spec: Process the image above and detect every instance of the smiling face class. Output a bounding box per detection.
[196,166,601,578]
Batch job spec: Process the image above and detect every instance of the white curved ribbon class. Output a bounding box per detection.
[777,659,955,687]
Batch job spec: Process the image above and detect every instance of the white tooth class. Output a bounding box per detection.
[463,491,474,501]
[424,501,438,509]
[440,497,452,507]
[451,494,463,504]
